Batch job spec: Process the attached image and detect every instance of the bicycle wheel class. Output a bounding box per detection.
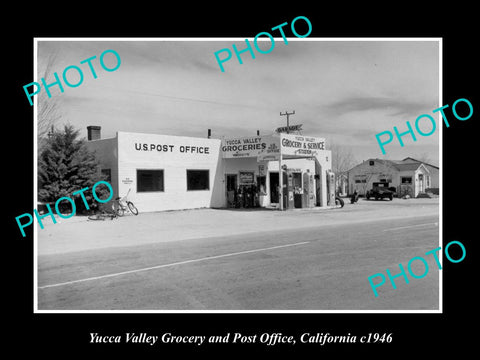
[127,201,139,215]
[335,197,344,208]
[116,207,125,217]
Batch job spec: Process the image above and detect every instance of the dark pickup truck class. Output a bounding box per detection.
[366,182,395,200]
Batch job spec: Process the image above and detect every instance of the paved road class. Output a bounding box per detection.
[37,214,440,311]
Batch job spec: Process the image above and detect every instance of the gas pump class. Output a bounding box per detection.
[308,173,316,207]
[326,170,336,207]
[279,165,293,209]
[301,171,315,208]
[302,172,309,208]
[286,168,295,209]
[302,170,316,208]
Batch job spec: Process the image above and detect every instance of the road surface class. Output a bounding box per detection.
[37,213,440,311]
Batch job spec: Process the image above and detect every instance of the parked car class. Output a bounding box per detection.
[366,182,394,200]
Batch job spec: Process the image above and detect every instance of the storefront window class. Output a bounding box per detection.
[137,169,164,192]
[187,170,210,191]
[354,175,367,183]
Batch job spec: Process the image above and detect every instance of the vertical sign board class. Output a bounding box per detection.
[327,170,336,206]
[257,136,281,161]
[302,172,309,208]
[308,174,316,207]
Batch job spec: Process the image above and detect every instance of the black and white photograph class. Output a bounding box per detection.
[8,6,477,356]
[33,38,441,312]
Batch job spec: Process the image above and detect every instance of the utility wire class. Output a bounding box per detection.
[94,84,275,111]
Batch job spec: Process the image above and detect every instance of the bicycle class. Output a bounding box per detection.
[88,209,118,221]
[113,189,139,216]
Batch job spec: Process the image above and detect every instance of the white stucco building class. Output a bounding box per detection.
[85,126,334,212]
[347,158,437,198]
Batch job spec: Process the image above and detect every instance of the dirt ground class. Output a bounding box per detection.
[37,198,439,256]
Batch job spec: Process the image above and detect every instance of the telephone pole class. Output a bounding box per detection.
[280,110,295,133]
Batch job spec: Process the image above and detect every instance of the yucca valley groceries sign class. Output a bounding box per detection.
[222,136,269,158]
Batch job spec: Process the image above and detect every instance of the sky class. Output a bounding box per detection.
[36,38,440,166]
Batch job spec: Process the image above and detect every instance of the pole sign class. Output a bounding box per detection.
[275,124,303,133]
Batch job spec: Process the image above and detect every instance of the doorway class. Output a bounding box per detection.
[269,172,279,203]
[226,174,237,207]
[292,172,302,208]
[418,174,424,193]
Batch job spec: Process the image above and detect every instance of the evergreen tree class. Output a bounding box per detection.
[38,125,108,213]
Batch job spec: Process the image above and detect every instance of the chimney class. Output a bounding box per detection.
[87,126,101,141]
[257,130,260,136]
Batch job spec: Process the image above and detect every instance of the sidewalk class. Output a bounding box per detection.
[37,198,439,255]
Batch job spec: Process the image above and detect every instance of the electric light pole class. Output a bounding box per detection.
[280,110,295,133]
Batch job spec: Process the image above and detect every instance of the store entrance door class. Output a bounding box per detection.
[292,172,302,208]
[418,174,424,193]
[269,172,279,204]
[226,174,237,207]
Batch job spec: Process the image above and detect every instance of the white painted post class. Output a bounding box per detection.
[279,155,283,210]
